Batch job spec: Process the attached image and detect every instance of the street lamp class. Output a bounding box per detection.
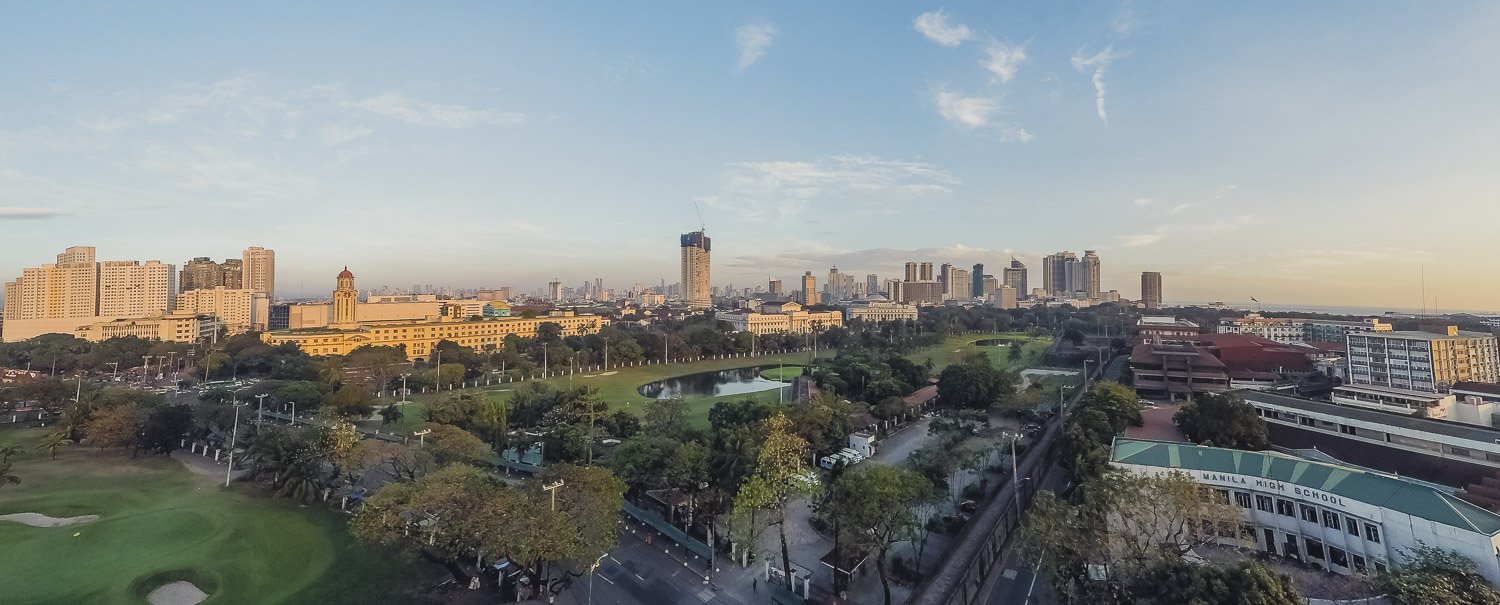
[399,373,410,404]
[226,401,248,487]
[255,393,269,425]
[542,480,565,511]
[414,428,432,447]
[588,552,609,605]
[602,336,609,371]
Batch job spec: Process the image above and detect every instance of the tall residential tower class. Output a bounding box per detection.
[680,231,711,310]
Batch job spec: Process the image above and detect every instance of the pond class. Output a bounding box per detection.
[638,366,790,399]
[974,338,1026,346]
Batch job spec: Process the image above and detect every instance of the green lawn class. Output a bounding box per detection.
[759,366,805,381]
[0,428,437,604]
[904,332,1051,371]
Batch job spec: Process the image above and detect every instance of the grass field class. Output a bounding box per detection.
[0,428,436,604]
[758,366,805,381]
[372,333,1051,433]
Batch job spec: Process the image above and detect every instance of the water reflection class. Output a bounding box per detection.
[638,366,788,399]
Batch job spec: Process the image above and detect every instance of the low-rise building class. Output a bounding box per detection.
[843,296,919,323]
[719,301,843,335]
[1347,326,1500,393]
[1113,437,1500,585]
[1135,316,1201,345]
[74,314,221,343]
[1218,314,1392,345]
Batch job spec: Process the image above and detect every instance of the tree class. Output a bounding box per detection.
[1174,392,1269,450]
[435,363,465,388]
[666,441,711,525]
[35,430,69,460]
[379,404,404,426]
[936,353,1016,410]
[138,404,193,455]
[827,464,936,605]
[86,405,147,450]
[325,384,375,417]
[1078,381,1142,431]
[1378,544,1500,605]
[1128,559,1301,605]
[535,464,627,562]
[0,443,22,489]
[608,433,678,490]
[643,396,691,440]
[420,423,493,466]
[733,412,817,590]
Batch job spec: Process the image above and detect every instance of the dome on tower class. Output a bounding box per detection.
[338,266,354,279]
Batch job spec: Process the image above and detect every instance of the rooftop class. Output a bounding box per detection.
[1453,381,1500,397]
[1240,390,1500,449]
[1138,316,1199,327]
[1356,329,1494,341]
[1112,437,1500,535]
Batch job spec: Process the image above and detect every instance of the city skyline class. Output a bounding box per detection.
[3,4,1499,310]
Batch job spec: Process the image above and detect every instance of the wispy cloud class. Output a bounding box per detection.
[699,155,959,220]
[934,90,1033,143]
[735,23,778,71]
[728,244,1030,275]
[1071,46,1114,125]
[0,207,67,220]
[320,124,376,147]
[1132,197,1153,207]
[982,43,1027,84]
[347,91,527,128]
[914,11,972,47]
[1117,214,1261,247]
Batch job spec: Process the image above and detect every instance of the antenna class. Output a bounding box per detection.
[694,201,706,232]
[1420,264,1427,317]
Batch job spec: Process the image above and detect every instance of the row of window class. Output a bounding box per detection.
[1240,491,1381,543]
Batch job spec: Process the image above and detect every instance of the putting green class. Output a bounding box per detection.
[759,366,805,381]
[0,429,438,604]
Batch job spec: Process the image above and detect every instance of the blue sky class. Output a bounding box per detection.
[2,2,1498,310]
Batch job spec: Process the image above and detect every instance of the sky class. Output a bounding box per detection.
[2,2,1498,311]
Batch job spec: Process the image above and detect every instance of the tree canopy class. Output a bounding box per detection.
[1174,392,1269,450]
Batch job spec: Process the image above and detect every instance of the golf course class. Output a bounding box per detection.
[0,428,436,604]
[384,332,1050,431]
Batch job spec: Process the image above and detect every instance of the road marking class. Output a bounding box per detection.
[598,574,615,585]
[635,573,647,581]
[1002,569,1018,579]
[610,556,623,565]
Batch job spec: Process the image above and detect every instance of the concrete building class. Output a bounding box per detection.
[1141,271,1163,309]
[919,262,934,282]
[680,231,712,310]
[173,286,270,334]
[898,281,943,307]
[74,313,221,344]
[1003,259,1027,298]
[1082,250,1101,300]
[1113,438,1500,585]
[1042,251,1080,297]
[241,246,275,300]
[768,279,783,297]
[843,296,919,323]
[180,257,243,292]
[1136,316,1201,344]
[99,260,176,318]
[903,262,918,282]
[1346,326,1500,393]
[799,271,816,306]
[1219,314,1393,345]
[2,247,185,342]
[261,269,602,359]
[995,285,1019,310]
[866,274,879,297]
[332,267,358,327]
[719,301,844,335]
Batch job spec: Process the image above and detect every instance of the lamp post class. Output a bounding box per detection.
[434,349,443,390]
[542,480,565,511]
[400,373,410,404]
[588,552,609,605]
[414,428,432,447]
[602,336,609,371]
[226,401,247,487]
[255,393,269,426]
[106,362,119,379]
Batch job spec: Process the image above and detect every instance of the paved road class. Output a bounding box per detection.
[564,522,752,605]
[984,465,1068,605]
[872,416,933,465]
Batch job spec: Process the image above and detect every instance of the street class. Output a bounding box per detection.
[564,520,754,605]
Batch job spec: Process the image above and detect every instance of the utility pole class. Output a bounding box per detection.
[414,428,432,447]
[542,480,565,511]
[226,402,245,487]
[255,393,269,425]
[603,336,609,371]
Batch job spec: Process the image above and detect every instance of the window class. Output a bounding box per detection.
[1374,561,1387,573]
[1345,516,1360,536]
[1276,499,1295,517]
[1330,547,1349,568]
[1235,491,1252,509]
[1256,495,1274,513]
[1212,489,1231,505]
[1340,424,1357,435]
[1305,538,1324,560]
[1300,504,1318,523]
[1323,511,1342,531]
[1352,554,1367,573]
[1300,416,1316,427]
[1364,523,1381,543]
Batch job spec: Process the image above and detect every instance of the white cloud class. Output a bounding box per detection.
[700,155,959,220]
[1132,197,1153,207]
[935,91,998,128]
[934,90,1032,143]
[914,11,972,47]
[1116,214,1260,248]
[982,43,1027,83]
[1071,46,1114,125]
[320,124,376,147]
[0,207,67,220]
[735,23,778,71]
[347,91,527,128]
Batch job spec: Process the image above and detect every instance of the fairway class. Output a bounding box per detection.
[905,332,1050,371]
[0,429,436,605]
[759,365,805,381]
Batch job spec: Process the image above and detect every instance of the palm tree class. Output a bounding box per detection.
[317,358,345,390]
[0,444,23,489]
[379,404,404,426]
[35,431,68,460]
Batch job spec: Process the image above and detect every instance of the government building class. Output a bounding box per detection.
[1112,438,1500,586]
[260,268,603,360]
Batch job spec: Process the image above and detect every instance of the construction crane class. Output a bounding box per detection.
[694,201,706,233]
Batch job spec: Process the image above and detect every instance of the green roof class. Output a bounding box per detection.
[1111,438,1500,536]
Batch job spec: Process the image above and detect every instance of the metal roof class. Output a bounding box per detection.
[1239,389,1500,446]
[1112,438,1500,535]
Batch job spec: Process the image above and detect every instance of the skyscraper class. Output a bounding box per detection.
[800,271,817,305]
[827,267,844,300]
[1003,259,1028,298]
[679,231,711,310]
[1141,272,1163,309]
[1082,250,1101,300]
[242,246,275,300]
[99,260,176,317]
[768,279,783,297]
[939,263,953,296]
[2,247,177,342]
[548,279,563,302]
[972,263,985,298]
[949,268,970,301]
[904,262,918,282]
[919,262,934,282]
[1043,251,1079,297]
[866,274,879,296]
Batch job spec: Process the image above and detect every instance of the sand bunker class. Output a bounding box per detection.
[146,581,208,605]
[600,371,618,376]
[0,512,99,527]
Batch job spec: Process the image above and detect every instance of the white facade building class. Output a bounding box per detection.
[1346,327,1500,393]
[843,297,919,323]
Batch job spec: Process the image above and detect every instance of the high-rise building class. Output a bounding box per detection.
[1141,272,1163,309]
[1082,250,1101,300]
[1345,327,1499,393]
[800,271,817,306]
[997,285,1019,309]
[1003,259,1028,298]
[948,268,970,300]
[768,279,783,297]
[972,263,985,298]
[827,267,845,300]
[333,267,358,327]
[904,262,918,283]
[866,274,879,296]
[180,257,245,292]
[919,262,934,282]
[982,275,1000,299]
[939,263,953,295]
[174,286,269,334]
[98,260,176,318]
[680,231,711,310]
[242,246,275,300]
[1043,252,1080,297]
[548,279,563,302]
